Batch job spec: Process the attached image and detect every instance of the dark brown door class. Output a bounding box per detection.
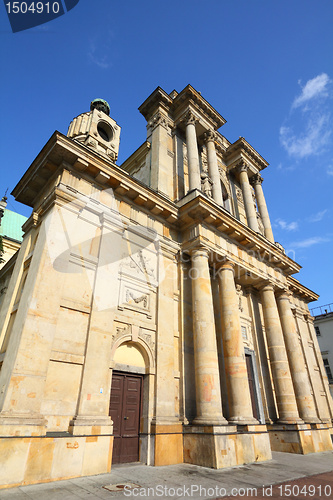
[245,354,260,421]
[109,371,142,464]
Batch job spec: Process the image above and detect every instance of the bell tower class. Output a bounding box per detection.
[67,98,121,162]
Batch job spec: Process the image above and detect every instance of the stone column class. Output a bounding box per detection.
[218,261,258,424]
[260,284,302,424]
[191,248,227,425]
[250,174,274,243]
[185,112,201,191]
[276,292,320,423]
[238,163,259,232]
[204,130,223,205]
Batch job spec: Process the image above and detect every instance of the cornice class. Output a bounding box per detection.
[138,87,173,121]
[223,137,269,173]
[11,132,178,225]
[138,85,227,132]
[172,85,227,129]
[287,276,319,303]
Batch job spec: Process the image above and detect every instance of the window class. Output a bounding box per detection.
[323,359,333,382]
[241,325,247,339]
[315,326,321,336]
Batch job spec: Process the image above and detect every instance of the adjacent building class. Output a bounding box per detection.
[311,304,333,397]
[0,197,27,270]
[0,86,332,489]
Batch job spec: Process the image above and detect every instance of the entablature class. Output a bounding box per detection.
[177,190,301,276]
[11,132,178,226]
[223,137,268,175]
[287,276,319,303]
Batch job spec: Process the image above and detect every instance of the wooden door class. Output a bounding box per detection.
[245,354,260,421]
[109,371,142,464]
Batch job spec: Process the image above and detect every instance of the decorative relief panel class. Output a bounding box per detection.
[118,280,152,318]
[140,329,156,354]
[120,248,157,286]
[235,186,243,204]
[111,321,156,361]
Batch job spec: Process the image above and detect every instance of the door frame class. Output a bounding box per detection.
[244,348,265,424]
[110,370,144,464]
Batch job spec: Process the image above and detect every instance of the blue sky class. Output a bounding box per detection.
[0,0,332,307]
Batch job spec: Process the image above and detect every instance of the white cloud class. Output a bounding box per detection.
[88,41,112,69]
[308,209,328,223]
[280,113,331,158]
[327,165,333,176]
[288,236,330,249]
[276,218,298,231]
[292,73,331,109]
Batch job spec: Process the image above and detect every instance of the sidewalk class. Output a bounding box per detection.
[1,451,332,500]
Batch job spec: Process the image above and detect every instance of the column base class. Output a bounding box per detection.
[277,417,304,425]
[301,416,322,424]
[183,424,271,468]
[0,412,47,437]
[228,416,259,425]
[267,422,333,454]
[151,422,183,466]
[69,416,113,436]
[192,416,229,426]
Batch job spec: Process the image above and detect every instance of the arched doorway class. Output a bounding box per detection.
[109,341,150,464]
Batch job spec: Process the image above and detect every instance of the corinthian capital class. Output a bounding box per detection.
[250,173,264,186]
[203,129,216,143]
[237,160,249,174]
[185,111,197,126]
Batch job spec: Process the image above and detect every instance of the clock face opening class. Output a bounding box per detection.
[97,122,113,142]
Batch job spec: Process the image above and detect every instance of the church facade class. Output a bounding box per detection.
[0,86,332,488]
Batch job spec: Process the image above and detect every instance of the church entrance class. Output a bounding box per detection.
[109,371,143,464]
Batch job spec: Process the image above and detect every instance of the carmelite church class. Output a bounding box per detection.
[0,85,332,488]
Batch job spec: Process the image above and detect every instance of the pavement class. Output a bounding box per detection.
[0,451,333,500]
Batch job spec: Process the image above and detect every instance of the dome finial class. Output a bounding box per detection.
[90,98,110,116]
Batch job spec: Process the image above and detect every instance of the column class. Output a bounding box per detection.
[260,284,302,424]
[218,261,258,424]
[191,248,227,425]
[204,130,223,205]
[238,163,259,232]
[185,111,201,191]
[276,292,320,423]
[250,174,274,243]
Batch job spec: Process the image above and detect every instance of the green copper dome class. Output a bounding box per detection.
[0,209,27,242]
[90,99,110,116]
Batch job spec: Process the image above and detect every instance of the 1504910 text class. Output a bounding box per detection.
[5,2,60,14]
